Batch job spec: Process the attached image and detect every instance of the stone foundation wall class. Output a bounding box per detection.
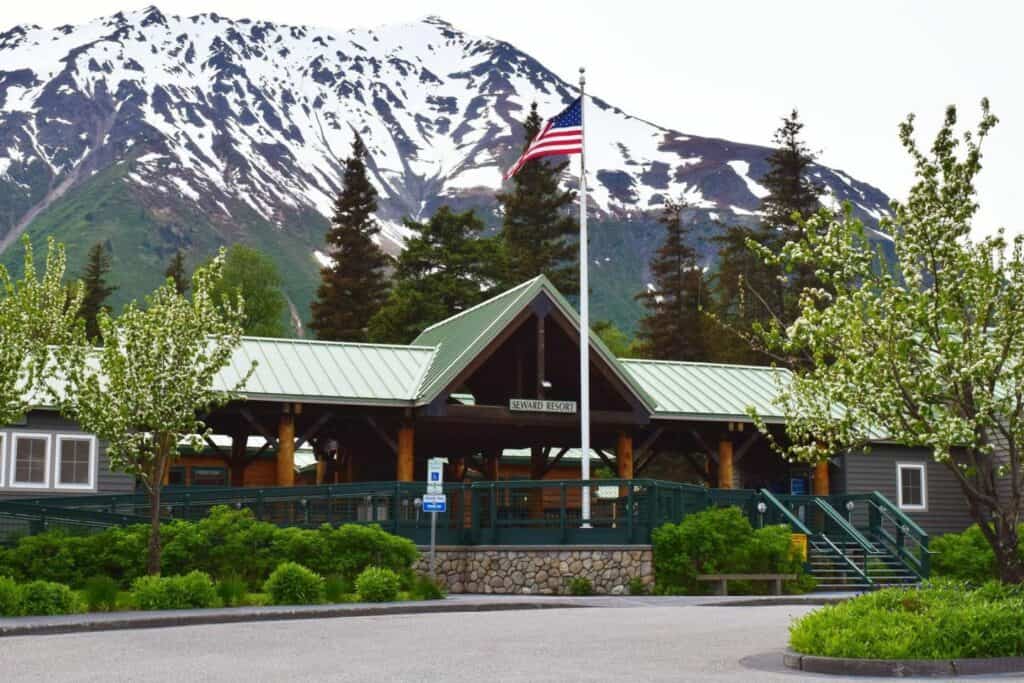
[413,545,654,595]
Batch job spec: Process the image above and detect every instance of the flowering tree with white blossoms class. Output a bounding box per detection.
[0,237,82,428]
[55,251,253,575]
[751,100,1024,583]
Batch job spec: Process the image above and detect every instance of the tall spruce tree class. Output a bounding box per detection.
[497,102,578,292]
[165,250,189,296]
[707,109,824,364]
[761,109,825,321]
[78,242,117,341]
[310,135,390,341]
[634,199,707,360]
[367,207,501,344]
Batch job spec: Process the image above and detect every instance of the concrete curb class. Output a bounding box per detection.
[783,650,1024,677]
[705,596,852,607]
[0,599,589,638]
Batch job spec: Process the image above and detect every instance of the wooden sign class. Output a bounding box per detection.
[509,398,577,414]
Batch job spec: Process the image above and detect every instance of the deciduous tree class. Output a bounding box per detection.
[54,252,252,575]
[0,237,82,428]
[207,244,287,337]
[750,100,1024,582]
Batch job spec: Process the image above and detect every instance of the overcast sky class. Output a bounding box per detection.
[6,0,1021,236]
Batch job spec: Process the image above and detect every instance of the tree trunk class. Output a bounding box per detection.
[147,481,162,576]
[994,521,1024,584]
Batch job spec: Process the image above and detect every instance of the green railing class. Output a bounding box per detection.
[0,482,929,580]
[0,479,718,547]
[829,492,932,578]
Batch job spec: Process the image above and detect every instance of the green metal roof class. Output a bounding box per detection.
[216,337,436,406]
[619,359,791,422]
[411,275,656,410]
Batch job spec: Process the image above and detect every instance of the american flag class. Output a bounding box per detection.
[503,98,583,180]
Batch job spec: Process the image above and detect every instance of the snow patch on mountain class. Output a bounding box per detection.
[0,7,892,259]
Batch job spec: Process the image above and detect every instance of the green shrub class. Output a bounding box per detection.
[216,576,249,607]
[1,509,418,596]
[652,506,806,595]
[355,566,400,602]
[568,577,593,596]
[407,574,445,601]
[628,577,647,595]
[326,525,419,583]
[83,576,120,612]
[324,575,353,603]
[131,571,217,611]
[790,580,1024,659]
[0,576,20,616]
[931,525,1001,583]
[264,562,325,606]
[163,507,278,585]
[18,580,83,616]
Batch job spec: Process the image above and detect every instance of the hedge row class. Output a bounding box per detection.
[0,563,444,617]
[651,506,814,594]
[0,506,419,589]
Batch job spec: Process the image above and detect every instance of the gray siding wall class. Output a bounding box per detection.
[0,410,134,500]
[837,446,974,536]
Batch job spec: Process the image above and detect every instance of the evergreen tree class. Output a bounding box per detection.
[761,109,824,233]
[706,109,824,363]
[497,102,578,292]
[78,242,117,341]
[310,135,390,341]
[760,109,825,320]
[634,200,707,360]
[165,250,189,296]
[368,207,501,344]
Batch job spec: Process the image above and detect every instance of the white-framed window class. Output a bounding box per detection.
[55,435,97,490]
[10,433,51,489]
[897,463,927,511]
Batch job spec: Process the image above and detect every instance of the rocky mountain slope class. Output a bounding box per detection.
[0,6,892,332]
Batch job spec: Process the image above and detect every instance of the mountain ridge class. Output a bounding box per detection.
[0,7,893,332]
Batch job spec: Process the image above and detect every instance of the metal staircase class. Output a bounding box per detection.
[758,489,931,592]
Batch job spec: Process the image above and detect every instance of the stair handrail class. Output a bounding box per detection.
[868,491,928,538]
[758,489,812,535]
[866,497,933,577]
[812,534,873,587]
[812,498,880,555]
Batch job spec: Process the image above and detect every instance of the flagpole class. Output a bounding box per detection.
[578,67,591,527]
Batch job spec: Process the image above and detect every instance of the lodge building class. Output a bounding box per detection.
[0,276,971,536]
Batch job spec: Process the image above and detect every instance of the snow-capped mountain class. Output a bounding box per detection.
[0,6,892,330]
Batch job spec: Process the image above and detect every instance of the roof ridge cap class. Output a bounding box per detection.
[416,276,542,336]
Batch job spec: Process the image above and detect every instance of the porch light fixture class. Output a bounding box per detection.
[845,501,855,512]
[756,502,767,514]
[542,380,553,389]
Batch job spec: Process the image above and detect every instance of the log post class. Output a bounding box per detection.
[717,437,734,489]
[397,421,415,482]
[813,460,830,496]
[485,451,501,481]
[277,406,295,487]
[616,432,634,480]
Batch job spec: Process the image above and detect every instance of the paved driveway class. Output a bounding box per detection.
[0,604,1014,682]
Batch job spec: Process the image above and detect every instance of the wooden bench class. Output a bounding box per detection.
[696,573,797,596]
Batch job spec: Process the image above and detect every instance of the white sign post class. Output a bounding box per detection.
[425,457,447,580]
